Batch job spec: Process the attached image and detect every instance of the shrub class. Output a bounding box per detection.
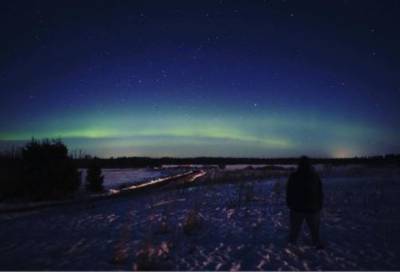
[85,161,104,192]
[154,215,170,235]
[230,181,255,207]
[272,179,282,196]
[183,209,202,235]
[20,139,80,200]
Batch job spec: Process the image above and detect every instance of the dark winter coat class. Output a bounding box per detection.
[286,168,323,212]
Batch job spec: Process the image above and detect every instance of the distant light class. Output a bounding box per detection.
[333,149,352,158]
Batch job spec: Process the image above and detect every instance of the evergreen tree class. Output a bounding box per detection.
[85,162,104,192]
[21,138,81,200]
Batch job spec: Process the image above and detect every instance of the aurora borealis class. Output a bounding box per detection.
[1,1,399,158]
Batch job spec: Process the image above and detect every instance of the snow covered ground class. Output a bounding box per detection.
[0,166,399,270]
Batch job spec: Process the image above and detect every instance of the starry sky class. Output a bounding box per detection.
[1,0,399,158]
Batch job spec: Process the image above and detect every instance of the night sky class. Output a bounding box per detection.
[1,0,399,158]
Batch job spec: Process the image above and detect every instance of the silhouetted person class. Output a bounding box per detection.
[286,156,324,249]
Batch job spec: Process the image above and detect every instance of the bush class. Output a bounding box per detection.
[20,139,80,200]
[85,161,104,192]
[0,157,23,200]
[183,209,202,235]
[230,181,255,207]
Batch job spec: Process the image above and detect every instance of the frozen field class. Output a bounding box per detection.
[80,167,183,190]
[0,166,399,270]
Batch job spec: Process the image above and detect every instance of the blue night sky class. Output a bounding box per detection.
[0,0,399,158]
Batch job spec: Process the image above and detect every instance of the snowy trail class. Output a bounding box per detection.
[0,174,399,270]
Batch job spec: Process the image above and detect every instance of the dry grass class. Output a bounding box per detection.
[134,241,173,270]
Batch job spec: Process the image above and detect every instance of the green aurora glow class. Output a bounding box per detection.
[1,108,397,158]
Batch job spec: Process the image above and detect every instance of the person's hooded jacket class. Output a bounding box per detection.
[286,163,323,212]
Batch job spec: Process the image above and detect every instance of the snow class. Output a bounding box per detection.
[0,165,399,270]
